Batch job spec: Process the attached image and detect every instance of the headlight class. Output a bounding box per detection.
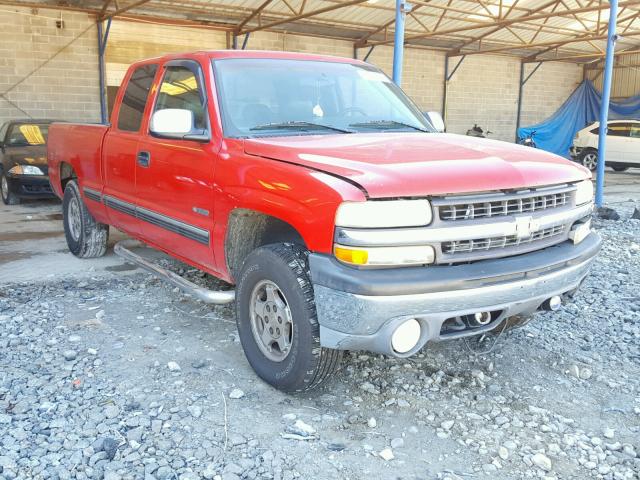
[335,200,432,228]
[334,244,435,267]
[9,165,44,175]
[575,180,593,205]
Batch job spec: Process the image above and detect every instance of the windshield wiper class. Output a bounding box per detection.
[349,120,429,132]
[250,121,354,134]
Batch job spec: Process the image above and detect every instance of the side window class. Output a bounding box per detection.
[154,65,207,131]
[117,64,158,132]
[630,125,640,138]
[608,123,631,137]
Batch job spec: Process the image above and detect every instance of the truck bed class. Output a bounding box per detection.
[47,123,109,199]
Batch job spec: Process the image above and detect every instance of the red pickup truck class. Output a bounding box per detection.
[48,50,600,392]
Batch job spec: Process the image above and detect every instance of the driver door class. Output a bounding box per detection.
[135,59,217,269]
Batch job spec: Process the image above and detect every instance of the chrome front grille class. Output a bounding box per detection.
[439,191,571,221]
[442,225,566,255]
[334,183,592,265]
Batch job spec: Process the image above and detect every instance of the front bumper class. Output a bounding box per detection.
[6,174,54,198]
[309,232,601,357]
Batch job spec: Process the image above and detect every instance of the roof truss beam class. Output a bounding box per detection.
[102,0,153,19]
[365,0,640,47]
[238,0,370,35]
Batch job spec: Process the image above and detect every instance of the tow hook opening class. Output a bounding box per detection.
[464,311,492,327]
[440,310,503,337]
[540,295,562,312]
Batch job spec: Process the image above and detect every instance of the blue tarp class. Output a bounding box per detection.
[517,80,640,158]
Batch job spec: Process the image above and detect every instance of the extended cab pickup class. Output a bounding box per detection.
[48,50,601,392]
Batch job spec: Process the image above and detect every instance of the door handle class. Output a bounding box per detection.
[137,151,151,168]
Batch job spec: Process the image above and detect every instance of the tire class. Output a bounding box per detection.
[580,149,598,171]
[1,173,20,205]
[235,243,342,393]
[612,165,629,172]
[62,180,109,258]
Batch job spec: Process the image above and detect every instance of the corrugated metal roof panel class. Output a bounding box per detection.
[7,0,640,60]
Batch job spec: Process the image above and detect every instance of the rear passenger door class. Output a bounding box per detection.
[605,122,630,163]
[102,63,158,236]
[135,59,217,269]
[627,124,640,164]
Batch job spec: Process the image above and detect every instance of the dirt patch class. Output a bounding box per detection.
[0,252,33,263]
[0,231,63,241]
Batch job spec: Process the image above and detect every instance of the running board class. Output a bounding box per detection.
[114,239,235,304]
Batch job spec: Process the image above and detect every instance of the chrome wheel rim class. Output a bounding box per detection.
[68,197,81,241]
[583,153,598,171]
[249,279,294,362]
[1,176,7,200]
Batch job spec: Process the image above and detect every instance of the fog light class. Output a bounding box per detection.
[391,319,421,354]
[541,295,562,311]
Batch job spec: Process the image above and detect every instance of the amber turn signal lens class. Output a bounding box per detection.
[334,246,369,265]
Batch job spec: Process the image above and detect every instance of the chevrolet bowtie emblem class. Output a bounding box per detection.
[514,216,540,239]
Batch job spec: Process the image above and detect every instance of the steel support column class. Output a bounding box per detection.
[595,0,619,207]
[392,0,408,85]
[442,55,466,124]
[515,61,542,142]
[97,18,112,124]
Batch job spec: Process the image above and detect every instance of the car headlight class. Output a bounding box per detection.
[334,244,435,267]
[9,165,44,175]
[575,180,594,205]
[335,200,432,228]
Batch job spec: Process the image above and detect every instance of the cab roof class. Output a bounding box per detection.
[134,49,366,67]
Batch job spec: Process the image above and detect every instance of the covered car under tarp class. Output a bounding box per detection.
[517,80,640,157]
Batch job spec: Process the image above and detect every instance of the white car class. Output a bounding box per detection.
[570,119,640,171]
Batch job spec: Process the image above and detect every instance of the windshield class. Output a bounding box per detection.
[212,58,434,138]
[6,123,49,146]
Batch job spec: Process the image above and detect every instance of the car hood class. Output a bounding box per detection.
[243,133,590,198]
[3,145,48,173]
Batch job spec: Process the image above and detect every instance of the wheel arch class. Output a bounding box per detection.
[59,162,77,191]
[224,208,307,282]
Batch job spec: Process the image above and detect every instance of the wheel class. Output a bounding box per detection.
[235,243,342,392]
[62,180,109,258]
[1,173,20,205]
[612,165,629,172]
[580,150,598,171]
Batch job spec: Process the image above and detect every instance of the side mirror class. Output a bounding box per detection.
[425,111,445,133]
[150,109,194,136]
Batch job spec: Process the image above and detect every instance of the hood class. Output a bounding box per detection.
[3,145,48,173]
[243,133,590,198]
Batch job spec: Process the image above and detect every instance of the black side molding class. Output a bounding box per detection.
[83,188,210,246]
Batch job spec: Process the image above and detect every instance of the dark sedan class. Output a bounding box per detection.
[0,120,57,205]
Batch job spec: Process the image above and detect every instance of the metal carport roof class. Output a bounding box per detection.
[1,0,640,63]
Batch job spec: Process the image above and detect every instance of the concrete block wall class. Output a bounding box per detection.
[104,20,228,87]
[443,54,521,142]
[0,6,101,125]
[361,46,445,114]
[520,61,583,130]
[441,55,582,142]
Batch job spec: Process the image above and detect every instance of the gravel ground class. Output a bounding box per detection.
[1,207,639,480]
